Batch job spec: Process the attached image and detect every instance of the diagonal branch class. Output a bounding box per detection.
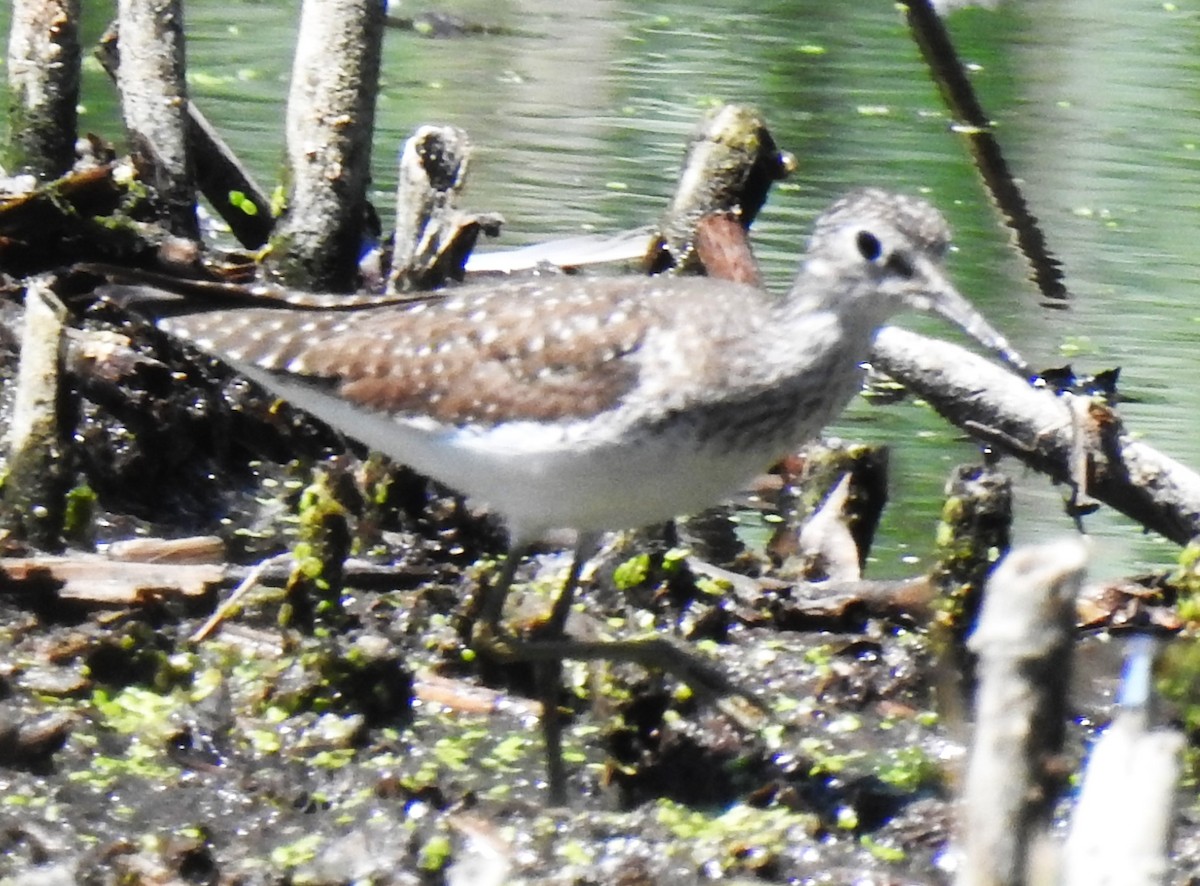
[871,326,1200,546]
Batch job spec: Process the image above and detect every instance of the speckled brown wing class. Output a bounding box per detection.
[290,278,658,425]
[150,277,682,426]
[155,306,382,374]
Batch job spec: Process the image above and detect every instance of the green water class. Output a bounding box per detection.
[5,1,1199,579]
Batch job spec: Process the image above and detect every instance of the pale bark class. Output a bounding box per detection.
[6,0,81,178]
[115,0,198,238]
[271,0,385,291]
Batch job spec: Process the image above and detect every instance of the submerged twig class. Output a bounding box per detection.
[190,554,287,643]
[903,0,1067,306]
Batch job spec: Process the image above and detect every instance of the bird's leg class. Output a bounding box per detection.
[473,533,772,803]
[516,628,772,805]
[502,634,770,722]
[475,532,770,801]
[470,531,600,642]
[469,541,529,641]
[535,532,767,715]
[544,531,603,636]
[467,533,599,803]
[533,531,601,805]
[535,657,567,804]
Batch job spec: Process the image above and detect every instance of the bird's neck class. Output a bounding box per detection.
[780,258,896,335]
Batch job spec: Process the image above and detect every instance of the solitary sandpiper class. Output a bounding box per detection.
[101,188,1028,802]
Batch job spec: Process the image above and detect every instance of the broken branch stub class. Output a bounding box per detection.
[957,539,1085,886]
[773,441,890,582]
[691,213,764,286]
[646,103,794,276]
[932,461,1013,679]
[2,279,71,551]
[388,125,504,293]
[1063,636,1182,886]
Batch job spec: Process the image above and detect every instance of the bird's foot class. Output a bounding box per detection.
[475,629,770,720]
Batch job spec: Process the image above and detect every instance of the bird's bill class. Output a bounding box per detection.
[912,262,1030,378]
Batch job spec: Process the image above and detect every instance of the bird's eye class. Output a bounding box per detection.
[855,230,882,261]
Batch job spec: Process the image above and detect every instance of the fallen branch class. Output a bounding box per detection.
[0,161,161,275]
[871,326,1200,546]
[0,554,222,603]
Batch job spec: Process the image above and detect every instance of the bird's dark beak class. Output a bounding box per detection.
[910,259,1029,377]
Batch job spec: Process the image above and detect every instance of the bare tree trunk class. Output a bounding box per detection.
[96,28,273,249]
[271,0,385,291]
[115,0,198,239]
[5,0,80,178]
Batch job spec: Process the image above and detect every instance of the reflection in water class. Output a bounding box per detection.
[1,1,1197,577]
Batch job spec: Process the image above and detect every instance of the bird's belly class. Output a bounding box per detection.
[435,421,787,537]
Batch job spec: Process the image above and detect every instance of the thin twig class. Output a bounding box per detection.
[189,553,289,643]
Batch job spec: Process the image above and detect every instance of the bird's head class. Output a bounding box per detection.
[800,188,1027,375]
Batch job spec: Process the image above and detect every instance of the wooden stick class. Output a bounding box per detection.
[2,278,69,550]
[646,104,793,276]
[932,462,1013,670]
[902,0,1068,306]
[0,555,221,603]
[872,326,1200,546]
[1062,636,1182,886]
[190,554,286,642]
[387,125,503,292]
[957,539,1086,886]
[95,27,273,249]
